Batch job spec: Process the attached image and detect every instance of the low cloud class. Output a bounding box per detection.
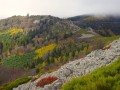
[0,0,120,18]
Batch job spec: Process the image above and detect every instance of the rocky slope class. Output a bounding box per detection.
[13,38,120,90]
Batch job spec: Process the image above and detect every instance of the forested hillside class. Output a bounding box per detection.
[8,32,120,90]
[68,15,120,36]
[0,15,120,89]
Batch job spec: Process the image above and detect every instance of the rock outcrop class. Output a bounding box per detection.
[13,38,120,90]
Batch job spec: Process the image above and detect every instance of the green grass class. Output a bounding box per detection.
[94,35,120,44]
[99,36,120,43]
[0,76,31,90]
[2,52,36,68]
[61,57,120,90]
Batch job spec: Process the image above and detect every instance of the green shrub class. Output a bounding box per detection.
[1,76,31,90]
[62,57,120,90]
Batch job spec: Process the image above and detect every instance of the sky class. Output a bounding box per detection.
[0,0,120,18]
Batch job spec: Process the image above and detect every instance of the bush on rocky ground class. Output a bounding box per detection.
[36,76,58,87]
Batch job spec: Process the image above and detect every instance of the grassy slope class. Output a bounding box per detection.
[0,76,31,90]
[95,36,120,45]
[61,57,120,90]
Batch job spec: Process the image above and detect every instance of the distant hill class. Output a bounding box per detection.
[68,15,120,36]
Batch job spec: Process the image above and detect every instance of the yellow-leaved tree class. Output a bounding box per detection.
[34,44,56,60]
[0,28,23,36]
[9,28,23,35]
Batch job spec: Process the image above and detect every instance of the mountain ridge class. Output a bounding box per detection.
[68,15,120,36]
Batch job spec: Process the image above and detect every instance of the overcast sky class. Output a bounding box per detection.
[0,0,120,18]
